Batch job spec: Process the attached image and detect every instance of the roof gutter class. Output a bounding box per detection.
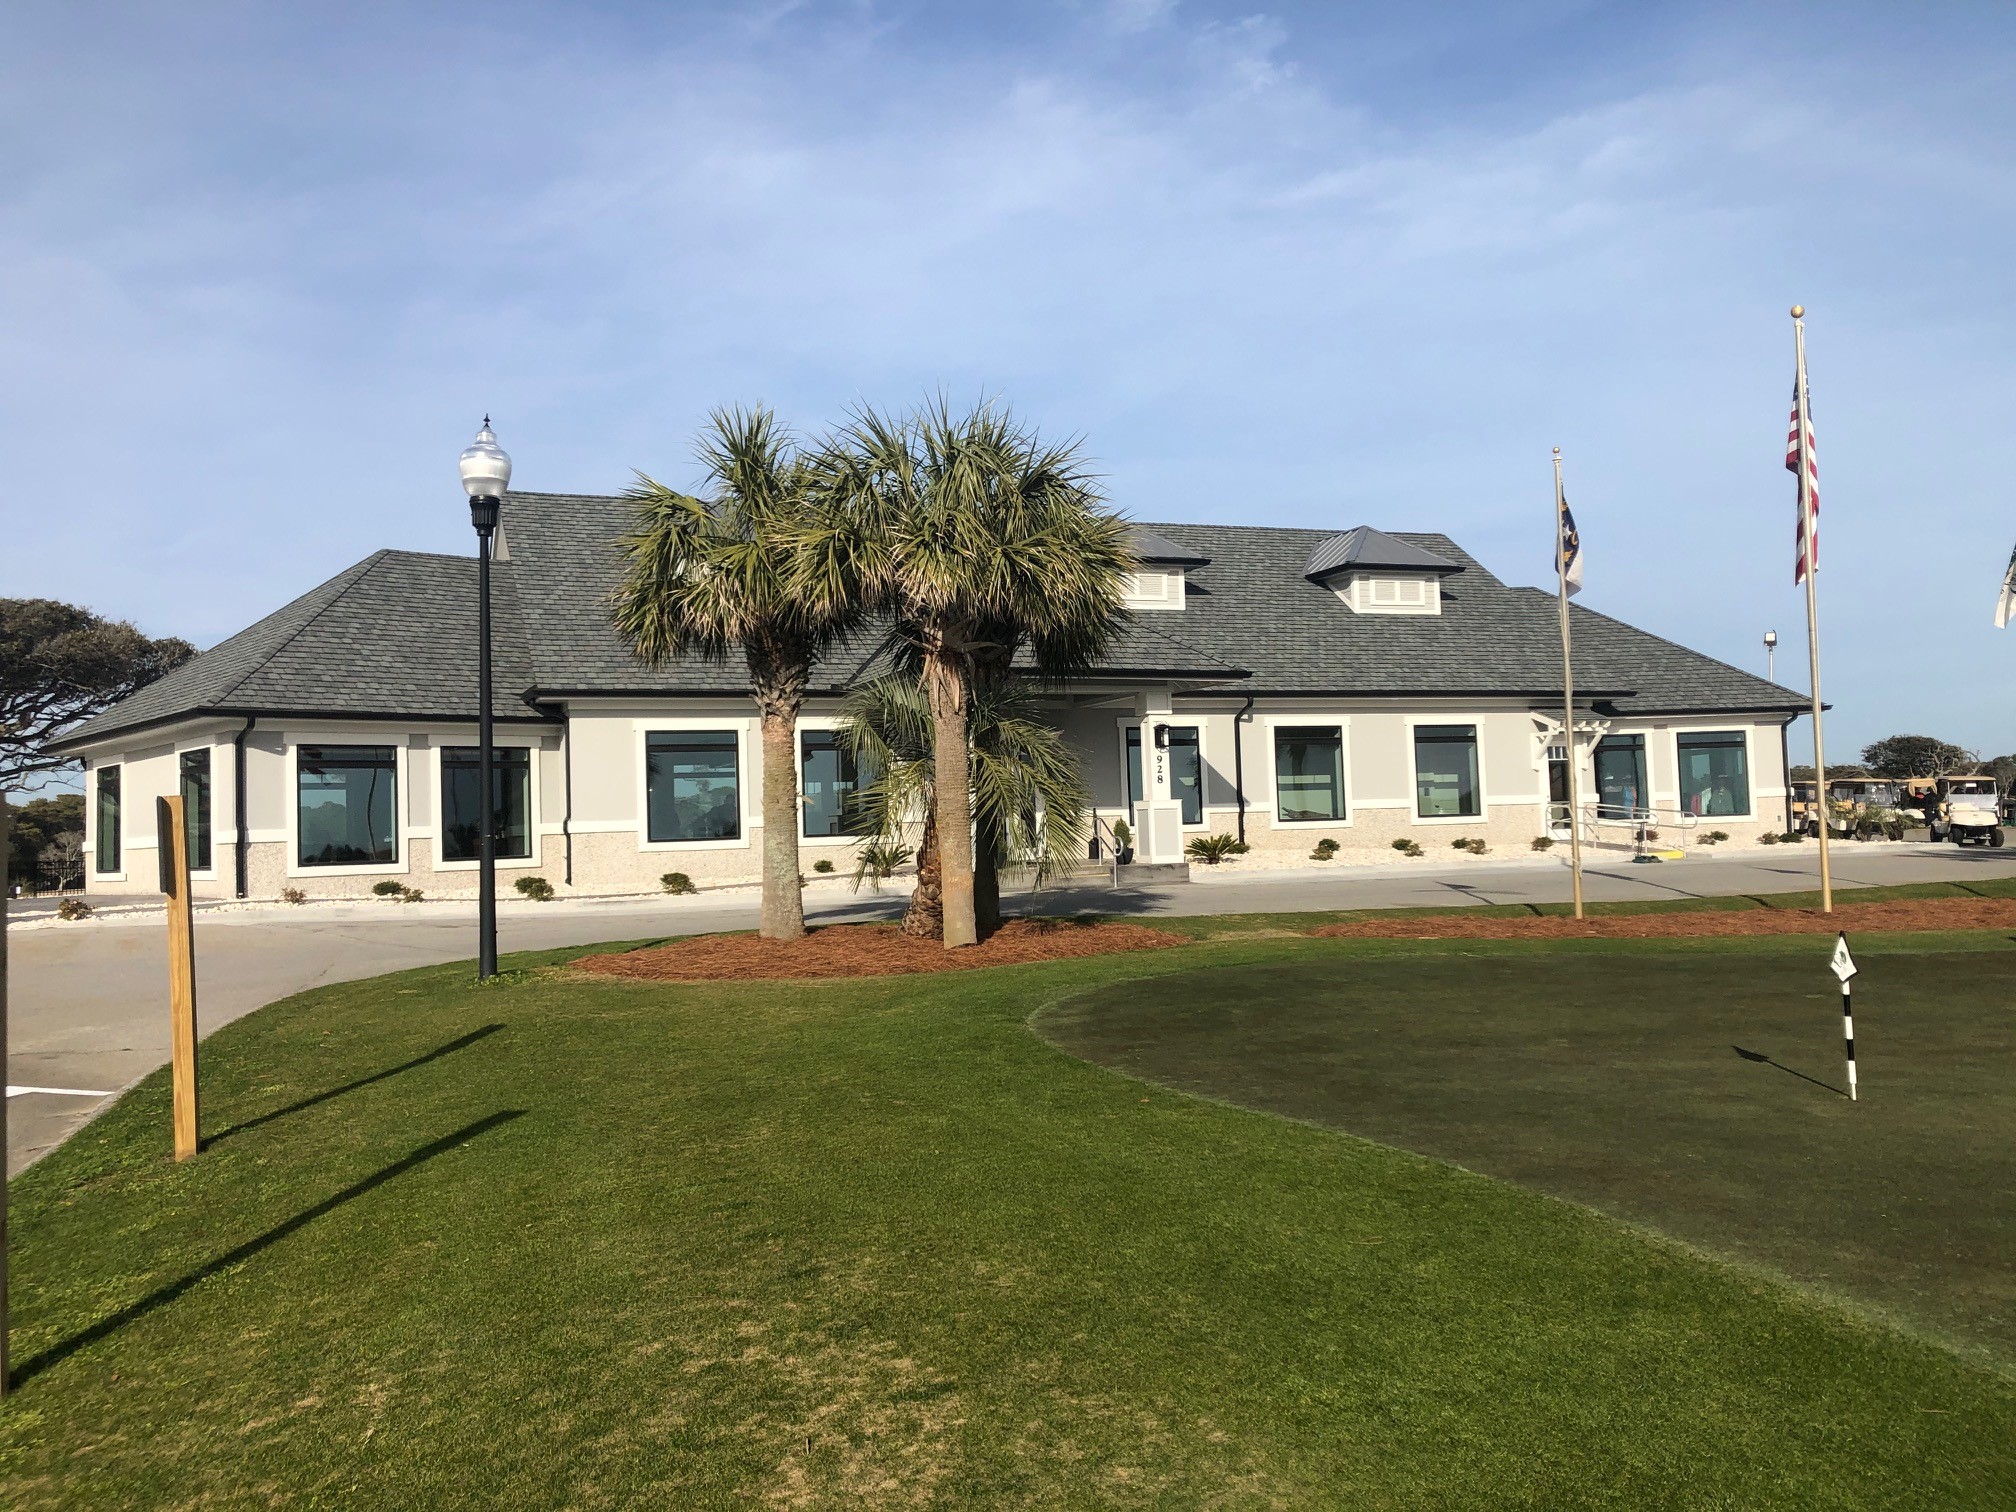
[44,702,561,758]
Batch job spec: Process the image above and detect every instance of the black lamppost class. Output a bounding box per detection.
[459,417,511,981]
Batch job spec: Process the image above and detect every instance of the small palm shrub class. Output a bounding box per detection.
[372,879,407,898]
[1397,840,1425,857]
[514,875,555,901]
[812,859,835,874]
[1530,835,1555,851]
[1185,833,1243,865]
[280,886,308,904]
[858,842,913,879]
[1310,838,1340,860]
[398,886,424,903]
[57,897,92,921]
[661,872,697,895]
[1462,838,1488,855]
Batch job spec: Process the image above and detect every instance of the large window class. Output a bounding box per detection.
[1678,731,1750,817]
[1126,725,1203,826]
[1592,734,1647,815]
[1275,726,1345,822]
[1414,724,1480,818]
[647,731,741,842]
[95,764,121,874]
[298,745,398,866]
[801,730,869,838]
[179,748,213,871]
[441,746,532,862]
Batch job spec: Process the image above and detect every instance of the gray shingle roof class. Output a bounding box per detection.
[48,550,550,752]
[54,494,1800,752]
[1302,526,1461,579]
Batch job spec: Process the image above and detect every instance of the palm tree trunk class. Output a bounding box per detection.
[901,806,941,938]
[923,648,977,948]
[751,655,807,942]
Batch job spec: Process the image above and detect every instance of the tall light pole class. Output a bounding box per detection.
[1764,628,1778,683]
[460,418,511,982]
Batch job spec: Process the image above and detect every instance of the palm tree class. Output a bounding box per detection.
[840,673,1091,937]
[796,398,1132,947]
[611,407,862,941]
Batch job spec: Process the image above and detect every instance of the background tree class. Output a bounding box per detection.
[1789,763,1868,782]
[1859,735,1976,779]
[840,673,1091,938]
[5,792,83,890]
[1982,753,2016,789]
[1,599,193,790]
[802,398,1131,947]
[612,407,863,941]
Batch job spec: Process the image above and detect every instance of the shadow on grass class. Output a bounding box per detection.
[1732,1045,1847,1097]
[205,1024,507,1147]
[13,1109,527,1389]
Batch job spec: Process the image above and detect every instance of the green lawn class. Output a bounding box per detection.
[3,932,2014,1507]
[1040,943,2016,1368]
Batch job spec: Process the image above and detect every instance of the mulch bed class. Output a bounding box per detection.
[571,918,1184,981]
[1310,896,2016,940]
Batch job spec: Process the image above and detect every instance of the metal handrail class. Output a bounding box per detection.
[1548,801,1700,851]
[1087,813,1122,885]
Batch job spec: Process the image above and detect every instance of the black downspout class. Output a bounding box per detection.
[233,716,255,899]
[1232,695,1254,844]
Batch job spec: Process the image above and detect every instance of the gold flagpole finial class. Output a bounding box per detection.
[1790,304,1805,319]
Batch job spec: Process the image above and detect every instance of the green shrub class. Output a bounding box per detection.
[1462,838,1489,856]
[1309,838,1340,861]
[280,886,307,904]
[1228,839,1250,854]
[1390,837,1414,851]
[514,875,555,901]
[812,859,835,874]
[661,872,697,895]
[1759,831,1781,845]
[1530,835,1554,851]
[56,897,92,921]
[1450,836,1472,849]
[372,879,407,897]
[1111,819,1133,850]
[1398,840,1425,857]
[1185,833,1244,865]
[397,886,424,903]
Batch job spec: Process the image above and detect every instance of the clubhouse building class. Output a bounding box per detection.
[52,494,1806,898]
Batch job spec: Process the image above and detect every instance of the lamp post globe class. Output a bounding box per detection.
[462,418,510,981]
[1764,628,1778,682]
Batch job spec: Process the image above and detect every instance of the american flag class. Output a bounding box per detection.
[1786,366,1818,582]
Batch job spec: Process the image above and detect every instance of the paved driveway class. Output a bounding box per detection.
[9,842,2013,1173]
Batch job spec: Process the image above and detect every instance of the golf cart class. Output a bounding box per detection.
[1791,776,1910,840]
[1914,775,2004,847]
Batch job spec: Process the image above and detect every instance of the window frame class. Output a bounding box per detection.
[1266,720,1350,827]
[434,742,540,869]
[93,761,124,878]
[287,740,406,876]
[178,745,215,876]
[797,725,873,842]
[1674,728,1754,820]
[634,719,753,851]
[1407,716,1488,823]
[1591,732,1649,817]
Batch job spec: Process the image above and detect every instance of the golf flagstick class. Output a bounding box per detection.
[1831,932,1858,1101]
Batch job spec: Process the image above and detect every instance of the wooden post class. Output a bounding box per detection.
[157,795,200,1161]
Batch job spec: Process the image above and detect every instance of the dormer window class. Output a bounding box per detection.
[1302,526,1459,616]
[1123,569,1185,610]
[1334,572,1441,615]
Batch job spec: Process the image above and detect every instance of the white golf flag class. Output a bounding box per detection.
[1997,540,2016,629]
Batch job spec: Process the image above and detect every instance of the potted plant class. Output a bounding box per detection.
[1112,818,1135,866]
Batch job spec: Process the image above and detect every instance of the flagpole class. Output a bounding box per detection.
[1554,447,1585,919]
[1794,305,1833,913]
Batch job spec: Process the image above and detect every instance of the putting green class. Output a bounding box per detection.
[1037,944,2016,1368]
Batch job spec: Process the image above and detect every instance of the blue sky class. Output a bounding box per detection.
[6,1,2014,761]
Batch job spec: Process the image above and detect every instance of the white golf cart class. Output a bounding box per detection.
[1924,776,2004,848]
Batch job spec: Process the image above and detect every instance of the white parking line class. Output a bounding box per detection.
[6,1086,114,1099]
